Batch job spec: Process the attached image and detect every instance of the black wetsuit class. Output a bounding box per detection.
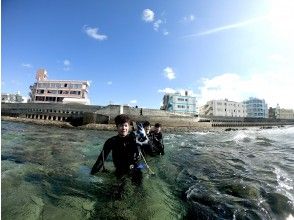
[150,131,164,155]
[90,134,142,184]
[140,133,155,156]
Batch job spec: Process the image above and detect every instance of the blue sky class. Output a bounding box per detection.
[2,0,294,109]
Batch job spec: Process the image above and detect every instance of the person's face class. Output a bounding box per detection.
[155,126,161,133]
[144,125,151,134]
[117,122,129,137]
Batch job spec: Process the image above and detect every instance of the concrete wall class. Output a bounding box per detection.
[3,103,293,128]
[83,112,109,124]
[95,105,198,127]
[1,103,105,126]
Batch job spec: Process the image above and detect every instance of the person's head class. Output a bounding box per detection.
[143,121,151,134]
[114,114,131,137]
[154,123,161,133]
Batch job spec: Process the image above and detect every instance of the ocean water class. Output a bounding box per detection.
[1,121,294,220]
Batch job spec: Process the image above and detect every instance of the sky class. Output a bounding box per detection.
[2,0,294,109]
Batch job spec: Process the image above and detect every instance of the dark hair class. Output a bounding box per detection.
[114,114,131,126]
[154,123,161,128]
[143,121,150,127]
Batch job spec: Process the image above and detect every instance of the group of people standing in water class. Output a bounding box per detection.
[90,114,164,189]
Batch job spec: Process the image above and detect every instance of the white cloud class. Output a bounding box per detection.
[183,14,195,22]
[158,88,196,96]
[158,88,176,94]
[63,59,70,66]
[183,16,266,38]
[197,72,294,109]
[107,81,112,85]
[268,54,287,63]
[142,9,155,22]
[142,9,169,35]
[153,19,162,31]
[163,67,176,80]
[22,63,32,68]
[163,30,169,35]
[63,59,71,71]
[130,100,137,104]
[83,25,108,41]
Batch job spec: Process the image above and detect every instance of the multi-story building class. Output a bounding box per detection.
[199,99,246,117]
[275,104,294,119]
[1,92,24,103]
[161,91,197,114]
[29,69,90,104]
[243,97,268,118]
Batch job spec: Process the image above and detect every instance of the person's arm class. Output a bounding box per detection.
[90,139,112,175]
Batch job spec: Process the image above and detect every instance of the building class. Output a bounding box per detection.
[29,69,90,104]
[1,92,24,103]
[268,107,276,119]
[161,91,197,114]
[243,97,268,118]
[275,104,294,119]
[199,99,246,117]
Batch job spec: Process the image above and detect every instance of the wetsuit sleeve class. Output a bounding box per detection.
[90,139,112,175]
[160,133,165,155]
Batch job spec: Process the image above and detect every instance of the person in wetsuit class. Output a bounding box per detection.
[90,114,142,186]
[140,121,155,156]
[150,123,164,155]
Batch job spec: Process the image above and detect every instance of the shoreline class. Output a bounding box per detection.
[1,116,219,132]
[1,116,288,133]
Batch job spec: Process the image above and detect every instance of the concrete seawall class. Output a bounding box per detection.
[2,103,294,129]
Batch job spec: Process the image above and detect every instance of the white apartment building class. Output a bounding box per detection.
[243,97,268,118]
[29,69,90,104]
[200,99,246,117]
[161,91,197,114]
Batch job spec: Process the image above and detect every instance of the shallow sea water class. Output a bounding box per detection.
[1,121,294,219]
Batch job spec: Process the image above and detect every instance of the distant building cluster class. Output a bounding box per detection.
[161,92,293,120]
[1,92,24,103]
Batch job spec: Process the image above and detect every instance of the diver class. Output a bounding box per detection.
[140,121,156,157]
[150,123,164,155]
[90,114,143,189]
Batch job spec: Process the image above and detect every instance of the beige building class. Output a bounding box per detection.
[276,104,294,119]
[29,69,90,104]
[200,99,246,117]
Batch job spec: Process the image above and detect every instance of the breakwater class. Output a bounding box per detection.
[2,103,294,129]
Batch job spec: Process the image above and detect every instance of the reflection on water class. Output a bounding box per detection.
[1,121,294,219]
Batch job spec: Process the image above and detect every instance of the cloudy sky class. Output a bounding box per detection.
[2,0,294,109]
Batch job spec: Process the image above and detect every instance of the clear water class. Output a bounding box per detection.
[1,121,294,219]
